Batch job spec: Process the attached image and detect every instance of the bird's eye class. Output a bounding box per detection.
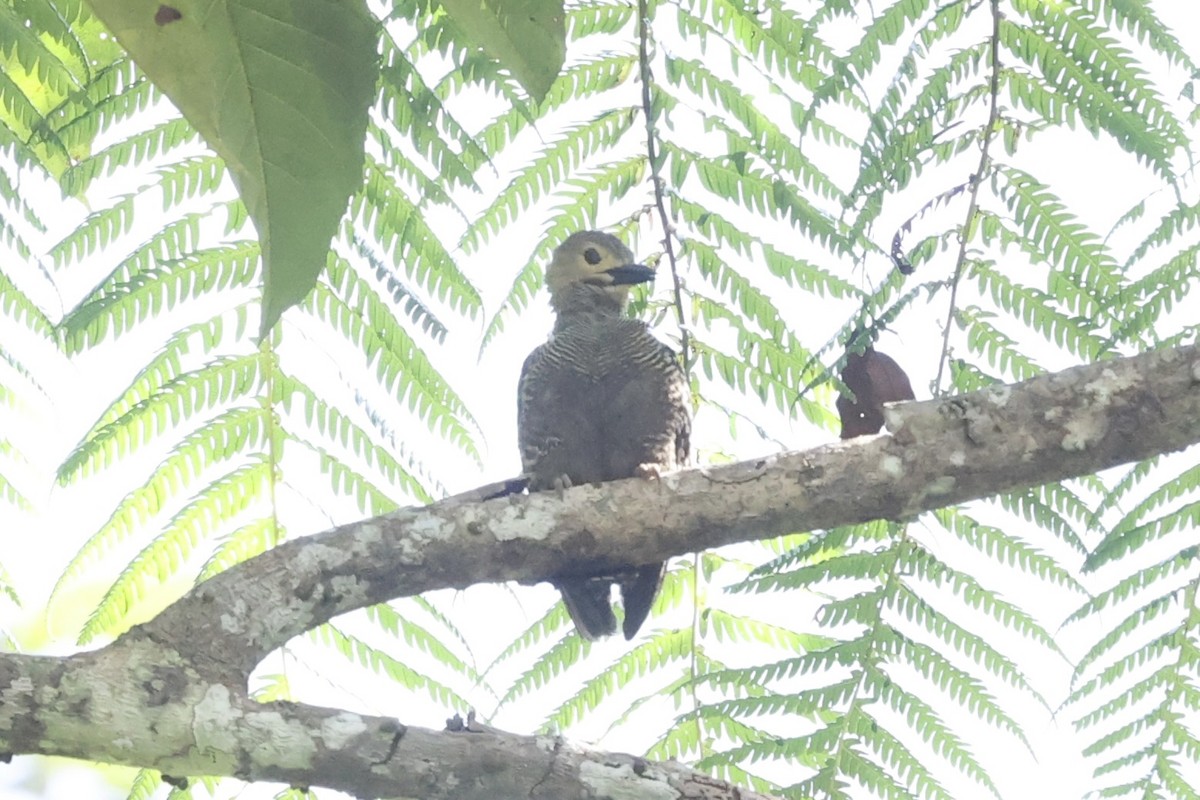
[583,247,602,265]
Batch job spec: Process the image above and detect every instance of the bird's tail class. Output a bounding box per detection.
[556,578,617,640]
[619,562,666,640]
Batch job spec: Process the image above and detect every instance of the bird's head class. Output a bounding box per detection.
[546,230,655,314]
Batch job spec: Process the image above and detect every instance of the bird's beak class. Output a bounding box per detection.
[603,263,655,286]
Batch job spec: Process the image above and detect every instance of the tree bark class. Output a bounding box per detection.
[1,343,1197,799]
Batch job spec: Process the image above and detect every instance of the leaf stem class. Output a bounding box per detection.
[637,0,690,369]
[934,0,1003,395]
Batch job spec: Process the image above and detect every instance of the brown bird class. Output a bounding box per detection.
[837,344,915,438]
[517,230,691,640]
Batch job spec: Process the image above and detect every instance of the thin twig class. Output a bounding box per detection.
[637,0,690,369]
[933,0,1002,395]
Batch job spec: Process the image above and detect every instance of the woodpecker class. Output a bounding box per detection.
[517,230,690,640]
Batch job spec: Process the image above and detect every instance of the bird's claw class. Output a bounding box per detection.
[635,463,663,480]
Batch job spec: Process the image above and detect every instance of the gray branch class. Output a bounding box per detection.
[1,343,1197,799]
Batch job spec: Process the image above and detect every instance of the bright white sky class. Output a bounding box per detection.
[2,2,1200,799]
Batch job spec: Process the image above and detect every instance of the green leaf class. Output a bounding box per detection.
[83,0,380,337]
[437,0,566,103]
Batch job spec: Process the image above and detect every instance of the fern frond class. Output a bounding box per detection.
[85,305,253,428]
[933,506,1083,590]
[849,711,957,800]
[1067,549,1197,626]
[59,119,202,197]
[462,110,637,251]
[78,460,272,643]
[123,768,163,800]
[49,192,139,268]
[61,243,260,351]
[198,517,283,581]
[1003,3,1186,177]
[310,622,471,711]
[59,352,264,482]
[327,246,448,346]
[665,57,841,201]
[664,143,846,250]
[909,543,1061,652]
[303,282,479,460]
[52,405,270,605]
[673,196,857,298]
[995,482,1092,553]
[958,305,1047,381]
[544,627,692,731]
[992,165,1124,324]
[275,373,436,505]
[892,582,1048,704]
[1079,0,1197,73]
[1072,585,1190,677]
[353,159,481,315]
[472,53,635,163]
[874,673,1002,798]
[377,33,482,191]
[364,602,481,683]
[478,601,567,684]
[889,628,1031,746]
[299,449,393,516]
[1086,500,1200,572]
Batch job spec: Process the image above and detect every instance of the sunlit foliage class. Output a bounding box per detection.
[1,0,1198,798]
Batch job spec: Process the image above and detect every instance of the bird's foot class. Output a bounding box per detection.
[551,473,574,496]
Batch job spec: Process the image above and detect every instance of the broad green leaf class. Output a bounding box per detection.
[82,0,380,337]
[437,0,565,103]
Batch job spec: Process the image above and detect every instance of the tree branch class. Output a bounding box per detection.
[0,647,769,799]
[1,343,1197,798]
